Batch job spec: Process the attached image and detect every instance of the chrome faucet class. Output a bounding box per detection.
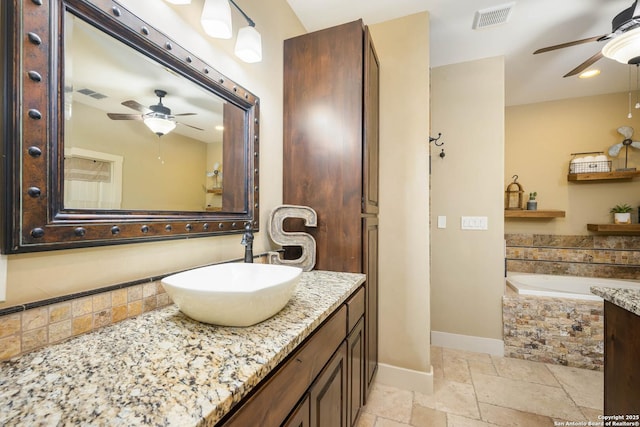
[241,223,254,263]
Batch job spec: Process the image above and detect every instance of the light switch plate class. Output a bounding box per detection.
[461,216,488,230]
[437,216,446,229]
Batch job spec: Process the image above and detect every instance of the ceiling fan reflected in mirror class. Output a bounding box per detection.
[107,89,203,136]
[534,0,640,77]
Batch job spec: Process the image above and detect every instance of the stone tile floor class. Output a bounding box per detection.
[357,346,603,427]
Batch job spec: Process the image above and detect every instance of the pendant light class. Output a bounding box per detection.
[200,0,262,63]
[201,0,233,39]
[235,25,262,63]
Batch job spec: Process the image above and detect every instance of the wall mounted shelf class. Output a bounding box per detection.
[567,171,640,182]
[587,224,640,234]
[504,210,566,218]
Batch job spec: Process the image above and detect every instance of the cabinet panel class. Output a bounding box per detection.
[363,26,379,215]
[604,301,640,414]
[348,318,365,427]
[346,286,365,333]
[283,395,310,427]
[310,342,348,427]
[283,20,364,272]
[363,216,379,397]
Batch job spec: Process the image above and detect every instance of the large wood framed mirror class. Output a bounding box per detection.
[1,0,259,253]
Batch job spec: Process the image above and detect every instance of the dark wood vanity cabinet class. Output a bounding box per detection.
[283,19,380,400]
[221,286,365,427]
[603,300,640,415]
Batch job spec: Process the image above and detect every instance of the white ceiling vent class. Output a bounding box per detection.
[472,2,515,30]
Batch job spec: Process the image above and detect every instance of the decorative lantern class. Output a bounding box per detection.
[505,175,524,210]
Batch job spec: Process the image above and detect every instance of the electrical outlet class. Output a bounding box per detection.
[461,216,488,230]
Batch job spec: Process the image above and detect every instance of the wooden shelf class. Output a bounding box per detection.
[206,188,223,195]
[587,224,640,234]
[504,209,566,218]
[567,170,640,181]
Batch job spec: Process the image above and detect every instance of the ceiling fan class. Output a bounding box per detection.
[533,0,640,77]
[609,126,640,170]
[107,89,203,136]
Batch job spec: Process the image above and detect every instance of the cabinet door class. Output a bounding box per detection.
[310,342,348,427]
[604,301,640,414]
[283,395,310,427]
[347,318,365,427]
[362,216,378,399]
[363,25,380,215]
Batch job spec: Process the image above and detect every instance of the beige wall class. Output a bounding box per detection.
[430,57,505,341]
[371,12,431,373]
[505,92,640,235]
[1,0,305,308]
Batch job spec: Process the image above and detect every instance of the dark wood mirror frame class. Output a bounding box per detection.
[1,0,259,253]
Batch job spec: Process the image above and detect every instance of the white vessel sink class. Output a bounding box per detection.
[161,263,302,327]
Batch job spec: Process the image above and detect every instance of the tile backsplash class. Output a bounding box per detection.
[0,280,171,361]
[506,234,640,279]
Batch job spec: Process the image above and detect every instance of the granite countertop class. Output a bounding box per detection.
[0,270,365,427]
[591,286,640,317]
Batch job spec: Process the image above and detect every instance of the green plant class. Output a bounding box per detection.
[610,204,633,213]
[529,192,537,200]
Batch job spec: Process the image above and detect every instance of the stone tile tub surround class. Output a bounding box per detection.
[506,233,640,280]
[503,234,638,370]
[0,255,272,361]
[503,289,604,371]
[0,271,365,427]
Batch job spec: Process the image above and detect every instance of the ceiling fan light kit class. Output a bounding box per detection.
[534,0,640,77]
[602,27,640,64]
[144,116,177,137]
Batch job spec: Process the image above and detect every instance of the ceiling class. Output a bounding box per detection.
[286,0,636,106]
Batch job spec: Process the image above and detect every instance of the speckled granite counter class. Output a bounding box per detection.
[0,270,365,427]
[591,286,640,317]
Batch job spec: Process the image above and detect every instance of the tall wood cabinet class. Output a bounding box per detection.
[283,19,380,403]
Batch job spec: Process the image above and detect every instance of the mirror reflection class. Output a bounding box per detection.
[63,12,246,212]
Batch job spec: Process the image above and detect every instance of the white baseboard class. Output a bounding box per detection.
[375,363,434,394]
[431,331,504,356]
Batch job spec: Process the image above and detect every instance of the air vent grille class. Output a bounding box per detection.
[77,88,108,100]
[472,2,515,30]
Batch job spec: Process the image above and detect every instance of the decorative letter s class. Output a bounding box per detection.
[267,205,317,271]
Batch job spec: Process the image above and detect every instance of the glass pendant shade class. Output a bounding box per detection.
[234,26,262,63]
[201,0,233,39]
[602,27,640,64]
[144,117,177,136]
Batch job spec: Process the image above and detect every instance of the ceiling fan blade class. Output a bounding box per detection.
[533,35,605,54]
[177,122,204,131]
[618,126,634,139]
[172,113,197,117]
[122,100,152,114]
[563,51,604,77]
[631,141,640,149]
[609,143,624,157]
[107,113,143,120]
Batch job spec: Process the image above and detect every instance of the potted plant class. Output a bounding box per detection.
[526,192,537,211]
[610,204,633,224]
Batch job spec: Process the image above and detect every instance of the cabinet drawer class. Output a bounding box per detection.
[221,305,347,427]
[346,286,365,333]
